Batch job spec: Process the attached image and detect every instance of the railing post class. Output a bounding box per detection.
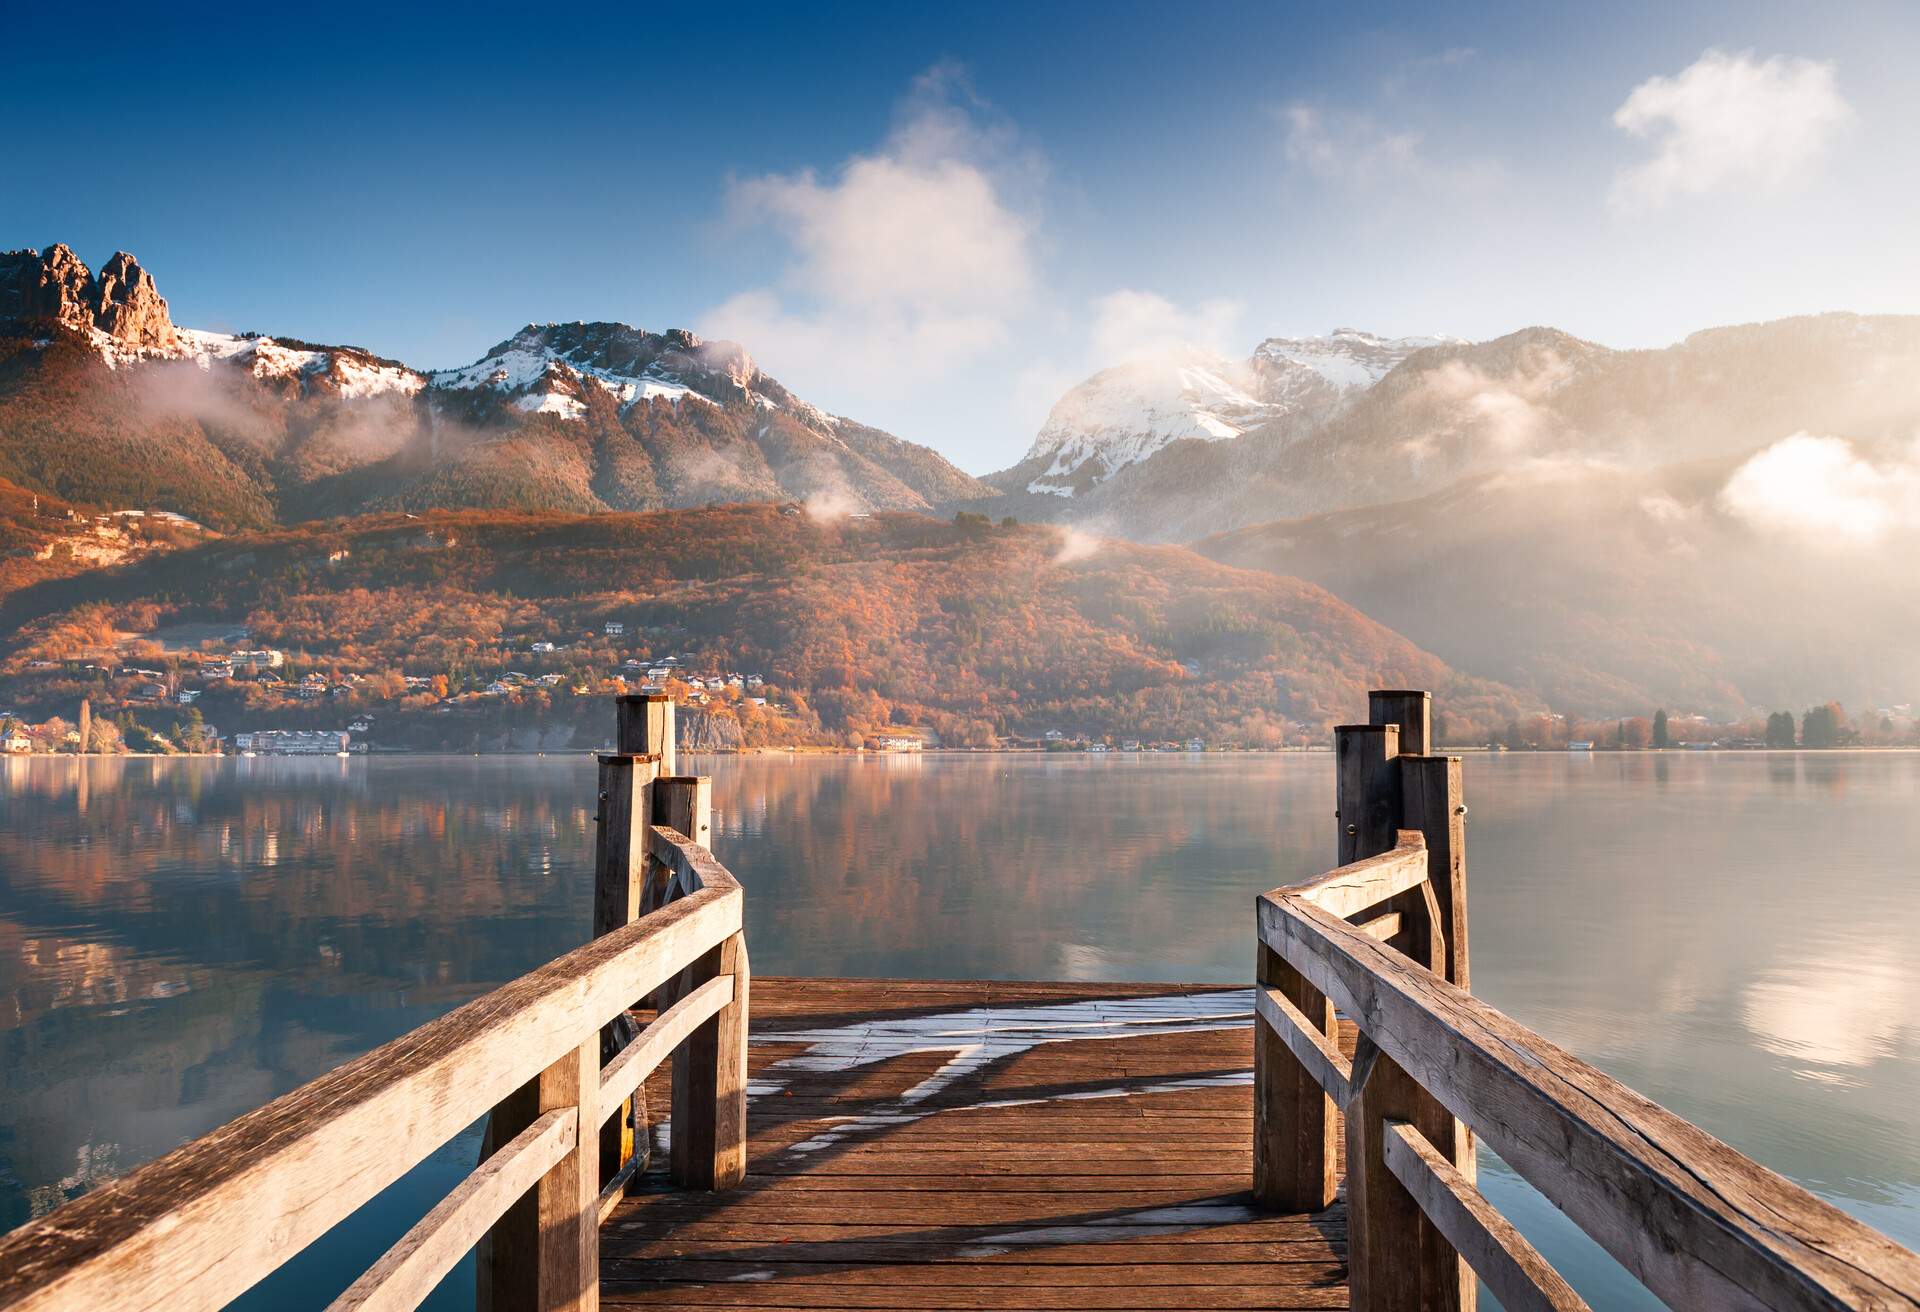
[1254,939,1336,1210]
[655,771,743,1190]
[479,1037,600,1312]
[1344,693,1474,1312]
[535,1037,599,1312]
[593,750,659,1188]
[670,929,750,1189]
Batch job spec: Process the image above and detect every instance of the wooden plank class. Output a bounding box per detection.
[0,882,742,1312]
[330,1108,577,1312]
[596,1287,1349,1308]
[1383,1121,1589,1312]
[1262,893,1920,1310]
[1351,911,1401,942]
[1255,985,1352,1106]
[601,975,734,1112]
[1280,833,1427,919]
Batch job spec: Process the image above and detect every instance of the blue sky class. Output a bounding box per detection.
[5,1,1917,472]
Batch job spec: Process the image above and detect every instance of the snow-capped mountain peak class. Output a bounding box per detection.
[1250,328,1457,393]
[1019,329,1453,495]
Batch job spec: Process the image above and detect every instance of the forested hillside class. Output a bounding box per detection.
[0,504,1537,749]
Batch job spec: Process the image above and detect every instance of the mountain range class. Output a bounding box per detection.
[970,315,1920,545]
[0,245,989,530]
[4,242,1918,722]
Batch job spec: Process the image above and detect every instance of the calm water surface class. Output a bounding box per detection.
[2,751,1916,1309]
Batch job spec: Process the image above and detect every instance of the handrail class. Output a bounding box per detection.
[0,824,748,1312]
[1257,837,1920,1311]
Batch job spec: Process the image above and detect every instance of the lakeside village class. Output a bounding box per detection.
[0,615,1911,756]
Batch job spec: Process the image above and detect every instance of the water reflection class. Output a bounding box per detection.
[0,750,1916,1308]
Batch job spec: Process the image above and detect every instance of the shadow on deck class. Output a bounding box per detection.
[604,978,1350,1310]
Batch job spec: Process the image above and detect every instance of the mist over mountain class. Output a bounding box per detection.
[0,246,989,529]
[972,315,1920,545]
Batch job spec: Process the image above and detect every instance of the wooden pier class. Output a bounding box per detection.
[1,690,1917,1312]
[603,977,1334,1309]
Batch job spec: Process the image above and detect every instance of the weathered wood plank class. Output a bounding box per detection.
[1255,985,1352,1107]
[330,1108,577,1312]
[1281,833,1427,919]
[1262,894,1920,1310]
[600,976,734,1113]
[1382,1121,1589,1312]
[0,884,740,1312]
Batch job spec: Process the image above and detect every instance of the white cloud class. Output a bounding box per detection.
[1087,289,1243,364]
[1610,49,1851,215]
[701,64,1039,393]
[1718,433,1920,547]
[1279,103,1422,185]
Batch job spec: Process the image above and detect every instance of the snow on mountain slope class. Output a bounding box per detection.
[1026,349,1268,496]
[1250,328,1455,398]
[171,329,426,399]
[431,324,720,416]
[1020,330,1453,496]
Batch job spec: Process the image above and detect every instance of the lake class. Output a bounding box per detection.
[2,750,1916,1308]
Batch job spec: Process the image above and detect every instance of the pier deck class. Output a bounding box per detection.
[605,978,1349,1309]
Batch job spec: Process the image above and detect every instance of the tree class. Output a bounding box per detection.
[1652,708,1670,749]
[1765,711,1796,748]
[1801,702,1846,749]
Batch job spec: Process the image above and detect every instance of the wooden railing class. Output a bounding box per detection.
[1255,690,1920,1311]
[0,695,748,1312]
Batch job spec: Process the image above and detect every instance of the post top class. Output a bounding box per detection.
[617,692,675,703]
[1368,689,1431,700]
[1334,723,1398,734]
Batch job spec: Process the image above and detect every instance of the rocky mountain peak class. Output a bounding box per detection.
[0,244,176,352]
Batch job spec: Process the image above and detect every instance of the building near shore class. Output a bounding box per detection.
[234,730,351,755]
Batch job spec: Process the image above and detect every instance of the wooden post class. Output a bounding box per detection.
[1399,754,1468,989]
[592,751,660,1187]
[1348,1047,1463,1311]
[670,930,750,1190]
[1343,692,1473,1312]
[652,770,741,1190]
[1254,938,1336,1210]
[534,1038,599,1312]
[617,694,675,774]
[648,775,712,917]
[1335,723,1400,864]
[480,1039,600,1312]
[1369,690,1430,756]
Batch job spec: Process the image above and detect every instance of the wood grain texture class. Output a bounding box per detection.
[617,695,675,773]
[600,975,735,1113]
[1382,1122,1590,1312]
[1367,691,1430,757]
[607,977,1333,1311]
[0,878,740,1312]
[330,1108,577,1312]
[1279,832,1427,920]
[1255,984,1352,1108]
[1260,894,1920,1310]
